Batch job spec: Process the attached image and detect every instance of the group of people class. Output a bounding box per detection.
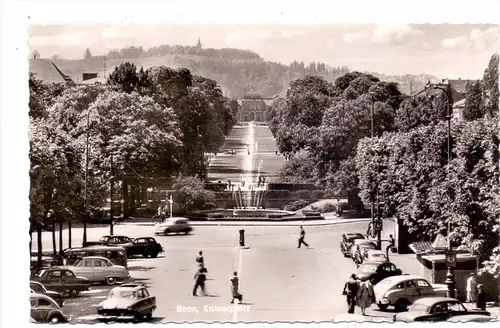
[342,274,376,315]
[466,273,487,310]
[192,251,243,304]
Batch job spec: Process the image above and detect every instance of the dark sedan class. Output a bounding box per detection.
[394,297,490,322]
[31,267,90,297]
[127,237,164,258]
[354,261,403,285]
[30,280,64,307]
[340,233,366,257]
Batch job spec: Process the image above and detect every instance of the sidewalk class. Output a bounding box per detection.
[116,217,371,227]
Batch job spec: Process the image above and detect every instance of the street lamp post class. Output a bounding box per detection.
[370,97,375,239]
[83,109,91,247]
[427,85,455,298]
[168,195,173,218]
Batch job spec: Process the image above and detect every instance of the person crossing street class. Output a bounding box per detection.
[193,264,208,296]
[230,271,243,304]
[298,226,309,248]
[342,274,360,314]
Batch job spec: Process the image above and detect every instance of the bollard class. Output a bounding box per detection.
[239,229,245,247]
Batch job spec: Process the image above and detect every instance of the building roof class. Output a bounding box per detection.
[453,98,466,108]
[80,77,107,85]
[29,59,72,83]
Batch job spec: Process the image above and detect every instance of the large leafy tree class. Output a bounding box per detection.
[107,62,139,93]
[395,95,448,132]
[29,73,67,119]
[463,80,483,121]
[481,53,499,118]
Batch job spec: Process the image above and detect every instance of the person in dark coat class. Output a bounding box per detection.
[193,264,208,296]
[343,274,360,314]
[386,235,395,257]
[196,251,204,266]
[476,284,486,310]
[298,226,309,248]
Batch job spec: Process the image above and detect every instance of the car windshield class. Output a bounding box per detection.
[359,263,378,273]
[35,269,47,277]
[371,253,386,258]
[411,303,430,312]
[109,290,138,299]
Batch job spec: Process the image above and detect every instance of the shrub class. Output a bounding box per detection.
[284,199,310,211]
[321,203,337,213]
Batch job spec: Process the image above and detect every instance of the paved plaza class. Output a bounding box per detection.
[34,220,427,323]
[207,123,285,184]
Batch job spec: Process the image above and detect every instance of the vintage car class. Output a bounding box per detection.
[364,249,389,263]
[126,237,164,258]
[340,233,366,257]
[354,261,402,285]
[374,275,451,311]
[86,235,134,247]
[352,240,377,266]
[393,297,491,322]
[97,283,157,322]
[30,293,69,323]
[31,267,90,296]
[62,256,130,285]
[30,280,64,307]
[155,217,193,235]
[63,245,128,268]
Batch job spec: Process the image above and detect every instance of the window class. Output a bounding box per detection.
[94,260,103,267]
[84,260,93,267]
[135,238,145,244]
[416,280,430,287]
[432,303,448,314]
[389,264,397,271]
[142,289,150,297]
[405,280,417,288]
[30,299,37,307]
[64,270,75,278]
[38,299,52,306]
[31,284,43,293]
[48,271,61,278]
[448,302,465,312]
[100,237,109,242]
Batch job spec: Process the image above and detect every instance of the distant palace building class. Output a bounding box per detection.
[236,91,275,122]
[413,78,473,121]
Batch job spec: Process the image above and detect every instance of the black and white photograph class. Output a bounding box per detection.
[0,0,499,326]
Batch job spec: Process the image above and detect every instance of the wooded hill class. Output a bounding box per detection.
[51,44,436,98]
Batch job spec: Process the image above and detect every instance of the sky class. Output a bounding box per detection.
[28,23,498,79]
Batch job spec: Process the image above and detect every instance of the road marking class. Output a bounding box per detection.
[232,247,244,323]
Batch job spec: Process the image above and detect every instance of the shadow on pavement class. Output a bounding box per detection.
[128,265,156,271]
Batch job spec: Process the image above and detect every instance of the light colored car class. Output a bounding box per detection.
[155,217,193,235]
[62,256,130,285]
[30,293,69,323]
[373,275,450,312]
[365,250,389,263]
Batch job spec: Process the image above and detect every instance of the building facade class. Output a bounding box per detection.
[236,92,274,122]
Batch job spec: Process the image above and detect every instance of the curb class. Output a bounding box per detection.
[116,218,371,227]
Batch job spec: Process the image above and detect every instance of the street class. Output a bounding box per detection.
[34,220,417,323]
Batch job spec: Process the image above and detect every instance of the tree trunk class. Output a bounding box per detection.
[130,184,137,215]
[122,180,129,219]
[52,214,57,257]
[68,220,72,248]
[29,227,33,259]
[59,220,63,256]
[37,223,43,267]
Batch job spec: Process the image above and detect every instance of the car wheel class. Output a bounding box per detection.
[69,289,79,297]
[142,250,150,258]
[394,298,408,312]
[48,313,64,323]
[164,229,170,235]
[150,251,158,258]
[105,277,117,285]
[184,229,189,235]
[377,304,389,311]
[145,310,153,320]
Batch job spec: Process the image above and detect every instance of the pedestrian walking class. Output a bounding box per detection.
[342,273,360,314]
[476,284,486,310]
[230,271,243,304]
[356,279,375,315]
[466,273,477,303]
[298,226,309,248]
[196,251,204,266]
[366,222,373,238]
[386,235,395,258]
[193,264,208,296]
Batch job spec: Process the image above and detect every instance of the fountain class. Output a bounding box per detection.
[192,121,296,220]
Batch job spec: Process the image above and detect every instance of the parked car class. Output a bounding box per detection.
[354,261,403,285]
[30,293,69,323]
[127,237,164,258]
[31,267,90,297]
[364,249,389,263]
[340,233,366,257]
[97,283,156,322]
[64,245,128,268]
[374,275,451,311]
[30,280,64,307]
[155,217,193,235]
[352,241,377,266]
[393,297,490,322]
[86,235,134,247]
[62,256,130,285]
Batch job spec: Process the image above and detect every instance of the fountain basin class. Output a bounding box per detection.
[185,208,320,221]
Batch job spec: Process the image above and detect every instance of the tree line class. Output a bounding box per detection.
[29,62,235,263]
[269,53,499,277]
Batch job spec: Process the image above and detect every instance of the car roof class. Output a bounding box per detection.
[414,297,459,306]
[30,280,43,285]
[354,239,375,245]
[380,275,425,284]
[82,245,126,251]
[30,292,56,302]
[78,256,110,261]
[345,233,365,238]
[102,235,129,238]
[112,283,146,291]
[367,250,385,254]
